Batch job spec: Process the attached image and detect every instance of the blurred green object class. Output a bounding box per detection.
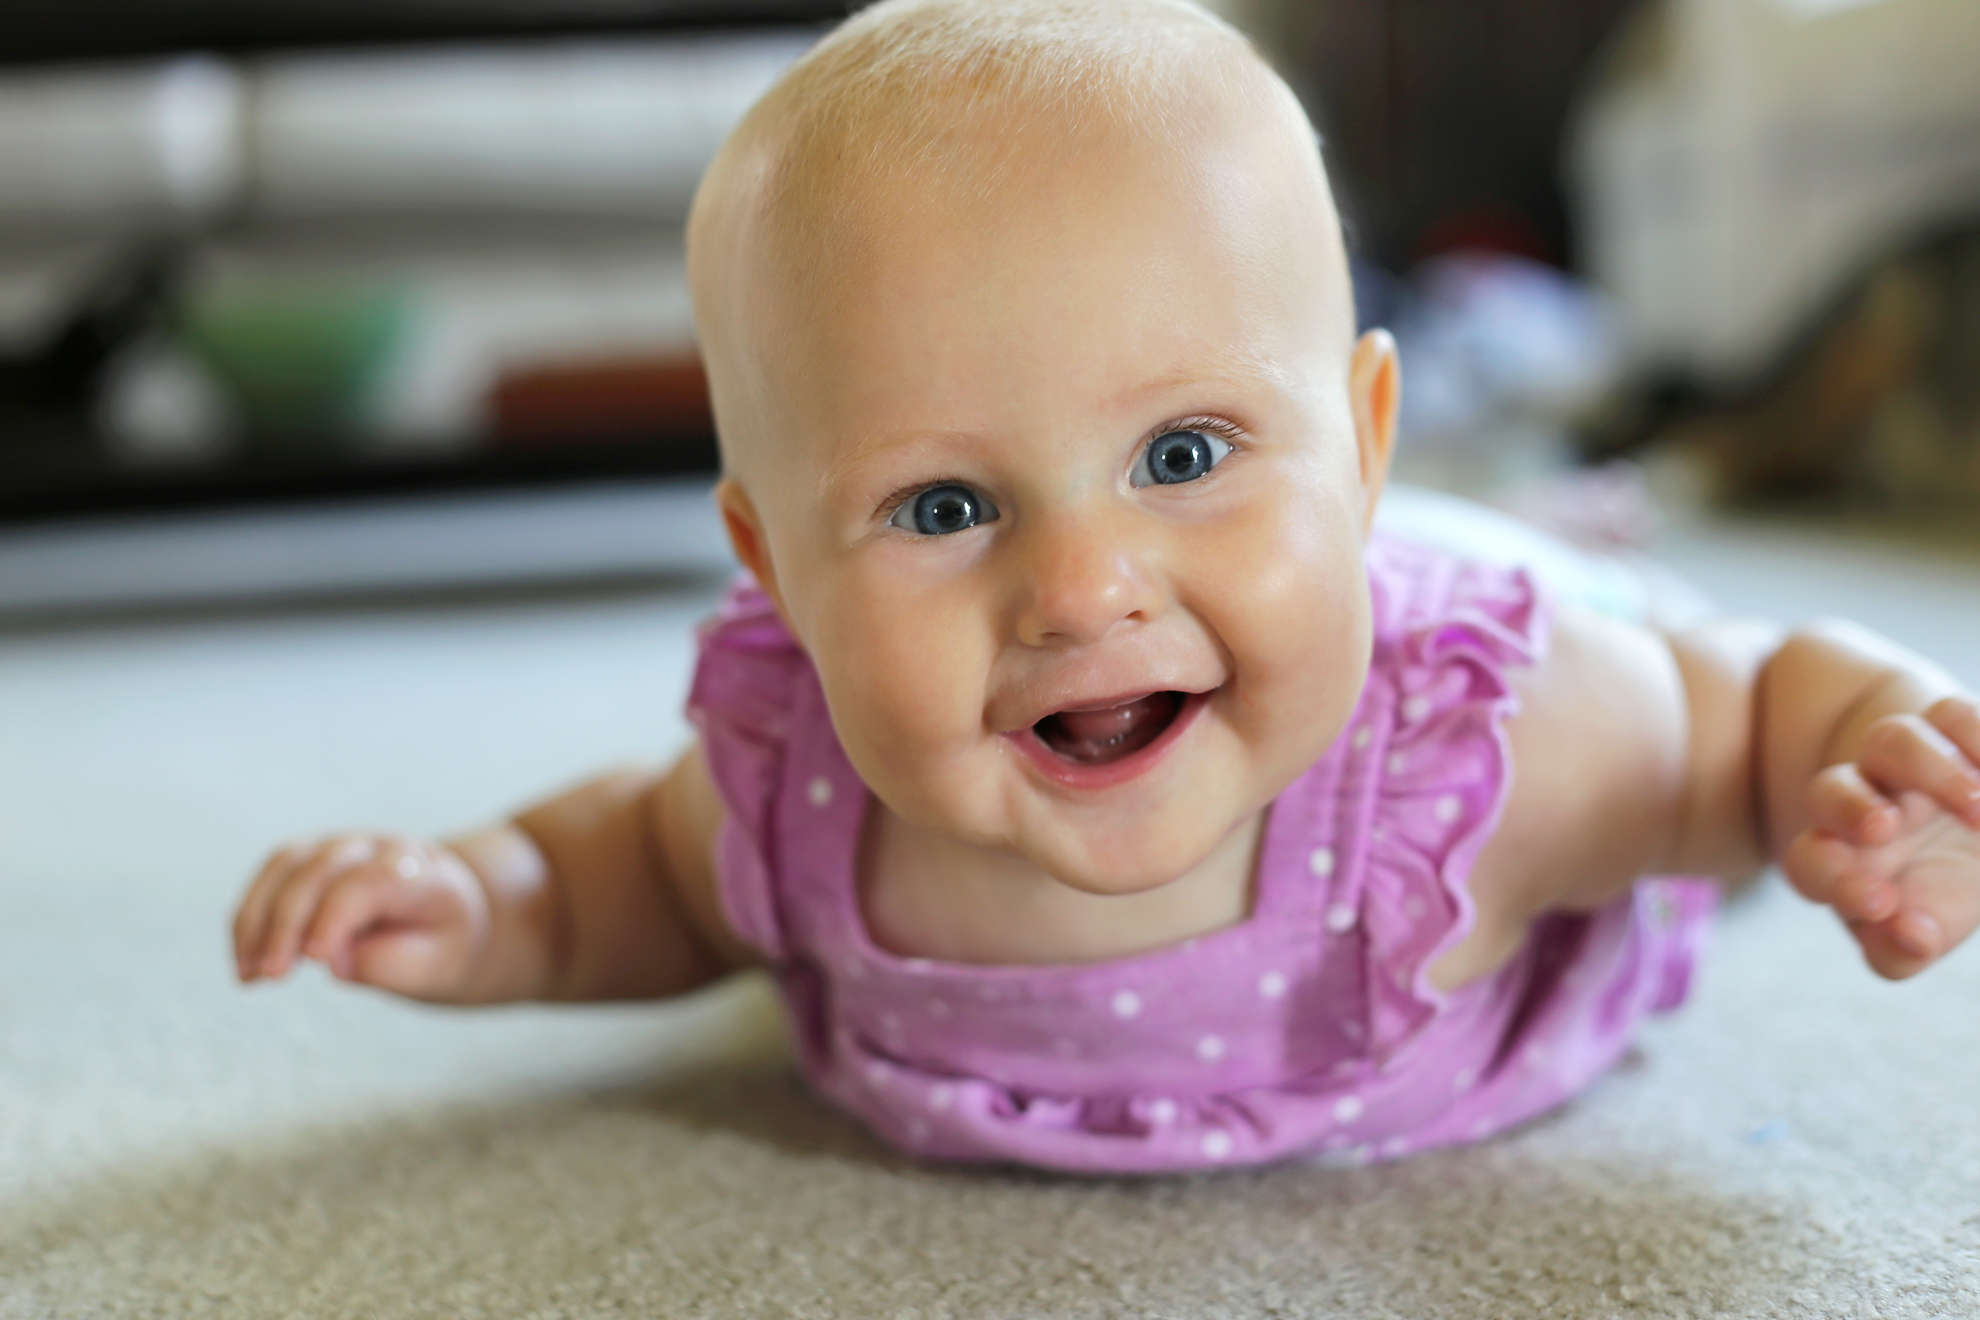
[179,282,411,444]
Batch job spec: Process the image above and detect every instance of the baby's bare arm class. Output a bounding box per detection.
[234,743,751,1005]
[1446,601,1979,990]
[448,745,752,1003]
[1430,603,1725,988]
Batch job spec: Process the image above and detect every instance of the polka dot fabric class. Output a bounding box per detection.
[685,534,1716,1174]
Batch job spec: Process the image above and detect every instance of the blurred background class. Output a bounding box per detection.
[1,0,1977,610]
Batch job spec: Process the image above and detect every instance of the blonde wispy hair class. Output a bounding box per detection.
[763,0,1273,191]
[686,0,1321,478]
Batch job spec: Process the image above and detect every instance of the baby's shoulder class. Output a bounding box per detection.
[1472,599,1693,931]
[681,576,827,963]
[1360,538,1696,982]
[1363,534,1547,667]
[686,575,825,781]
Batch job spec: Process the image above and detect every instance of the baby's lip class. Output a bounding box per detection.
[994,682,1220,734]
[1056,688,1164,715]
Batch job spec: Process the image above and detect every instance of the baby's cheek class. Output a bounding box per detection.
[1216,503,1365,674]
[1216,526,1370,766]
[813,595,988,809]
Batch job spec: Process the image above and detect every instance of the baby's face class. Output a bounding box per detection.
[722,110,1394,896]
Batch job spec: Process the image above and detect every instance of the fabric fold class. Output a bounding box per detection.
[685,576,801,961]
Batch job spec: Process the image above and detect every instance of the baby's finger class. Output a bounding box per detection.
[299,861,408,974]
[1852,844,1980,980]
[1781,828,1898,923]
[1850,916,1936,982]
[1858,715,1980,827]
[259,836,376,977]
[1922,696,1980,824]
[347,927,463,1002]
[233,842,306,978]
[1805,764,1900,847]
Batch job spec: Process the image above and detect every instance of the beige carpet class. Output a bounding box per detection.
[4,495,1978,1318]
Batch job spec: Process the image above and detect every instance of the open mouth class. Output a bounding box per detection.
[1033,691,1187,766]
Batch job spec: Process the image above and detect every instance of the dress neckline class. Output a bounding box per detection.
[816,678,1360,984]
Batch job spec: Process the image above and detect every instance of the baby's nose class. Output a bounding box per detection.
[1013,513,1163,648]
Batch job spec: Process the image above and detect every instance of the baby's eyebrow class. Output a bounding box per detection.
[820,427,988,504]
[1106,347,1298,414]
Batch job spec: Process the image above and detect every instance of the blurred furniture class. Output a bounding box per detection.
[1568,0,1980,391]
[0,3,844,529]
[1263,0,1643,271]
[0,1,848,64]
[1564,0,1980,512]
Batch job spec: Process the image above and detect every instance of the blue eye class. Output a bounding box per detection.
[889,483,998,536]
[1131,428,1233,487]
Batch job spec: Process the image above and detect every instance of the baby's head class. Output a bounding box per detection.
[687,0,1399,894]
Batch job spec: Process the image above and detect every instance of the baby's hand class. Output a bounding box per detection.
[1782,696,1980,979]
[230,833,491,1000]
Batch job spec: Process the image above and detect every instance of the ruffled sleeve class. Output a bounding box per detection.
[683,574,807,962]
[1357,547,1552,1063]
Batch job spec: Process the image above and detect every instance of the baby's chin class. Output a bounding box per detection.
[990,726,1338,897]
[1018,810,1259,900]
[1038,858,1197,899]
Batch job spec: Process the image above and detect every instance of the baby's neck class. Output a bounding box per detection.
[856,802,1267,966]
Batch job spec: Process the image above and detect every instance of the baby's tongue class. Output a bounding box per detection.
[1039,693,1178,764]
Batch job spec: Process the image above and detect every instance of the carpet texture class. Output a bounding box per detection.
[4,498,1977,1318]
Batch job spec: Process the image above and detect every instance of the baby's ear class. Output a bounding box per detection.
[715,478,790,617]
[1349,329,1399,533]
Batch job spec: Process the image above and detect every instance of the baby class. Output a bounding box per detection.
[228,0,1980,1173]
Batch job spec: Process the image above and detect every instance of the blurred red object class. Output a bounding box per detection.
[488,350,712,446]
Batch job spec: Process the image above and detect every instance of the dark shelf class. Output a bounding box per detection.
[1,432,720,526]
[0,1,847,64]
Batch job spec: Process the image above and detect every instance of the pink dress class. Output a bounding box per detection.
[686,533,1715,1173]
